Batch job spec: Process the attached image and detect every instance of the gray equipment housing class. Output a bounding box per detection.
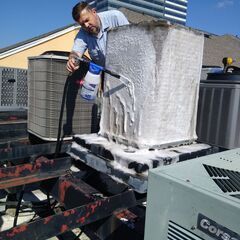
[145,148,240,240]
[197,73,240,149]
[28,55,97,141]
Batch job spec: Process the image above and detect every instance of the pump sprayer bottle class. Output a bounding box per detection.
[81,62,103,101]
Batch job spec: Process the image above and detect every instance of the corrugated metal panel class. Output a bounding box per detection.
[197,80,240,149]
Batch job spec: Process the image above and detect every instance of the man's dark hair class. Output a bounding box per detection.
[72,2,92,22]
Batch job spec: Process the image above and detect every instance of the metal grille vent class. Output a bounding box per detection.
[1,68,14,106]
[203,164,240,199]
[0,67,28,107]
[168,221,203,240]
[16,69,28,106]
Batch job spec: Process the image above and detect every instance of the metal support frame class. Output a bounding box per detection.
[0,156,71,189]
[0,189,135,240]
[47,174,101,209]
[45,171,144,240]
[0,143,138,240]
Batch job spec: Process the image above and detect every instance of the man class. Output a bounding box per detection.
[67,1,129,73]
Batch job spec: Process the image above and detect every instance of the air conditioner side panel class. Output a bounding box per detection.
[144,172,240,240]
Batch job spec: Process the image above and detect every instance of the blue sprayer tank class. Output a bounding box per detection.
[81,62,102,101]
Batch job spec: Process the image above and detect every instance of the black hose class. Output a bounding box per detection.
[54,55,90,157]
[54,74,71,157]
[54,57,120,157]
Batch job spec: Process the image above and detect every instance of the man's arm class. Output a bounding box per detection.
[114,10,129,26]
[67,30,87,73]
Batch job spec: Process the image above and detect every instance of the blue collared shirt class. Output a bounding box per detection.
[72,10,129,66]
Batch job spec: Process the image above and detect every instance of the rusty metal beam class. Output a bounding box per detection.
[0,190,136,240]
[44,174,102,209]
[0,156,72,189]
[46,172,143,240]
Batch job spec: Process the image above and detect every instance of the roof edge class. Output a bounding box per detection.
[0,24,80,59]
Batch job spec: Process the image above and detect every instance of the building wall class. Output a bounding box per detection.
[95,0,188,25]
[0,29,79,69]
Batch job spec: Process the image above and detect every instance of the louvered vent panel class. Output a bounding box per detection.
[230,194,240,200]
[168,221,203,240]
[203,164,240,199]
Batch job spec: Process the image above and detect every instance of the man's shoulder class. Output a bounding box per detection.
[98,9,127,22]
[98,10,129,27]
[99,9,123,17]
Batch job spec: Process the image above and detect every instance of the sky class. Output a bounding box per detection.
[187,0,239,35]
[0,0,239,49]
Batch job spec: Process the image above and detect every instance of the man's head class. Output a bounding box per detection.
[72,2,101,35]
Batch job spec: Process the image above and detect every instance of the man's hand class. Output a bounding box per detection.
[67,52,80,73]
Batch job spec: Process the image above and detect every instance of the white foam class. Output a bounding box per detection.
[72,135,210,176]
[100,23,204,149]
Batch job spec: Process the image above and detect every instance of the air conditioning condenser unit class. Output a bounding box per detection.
[145,148,240,240]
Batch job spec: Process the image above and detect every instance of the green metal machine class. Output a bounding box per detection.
[145,148,240,240]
